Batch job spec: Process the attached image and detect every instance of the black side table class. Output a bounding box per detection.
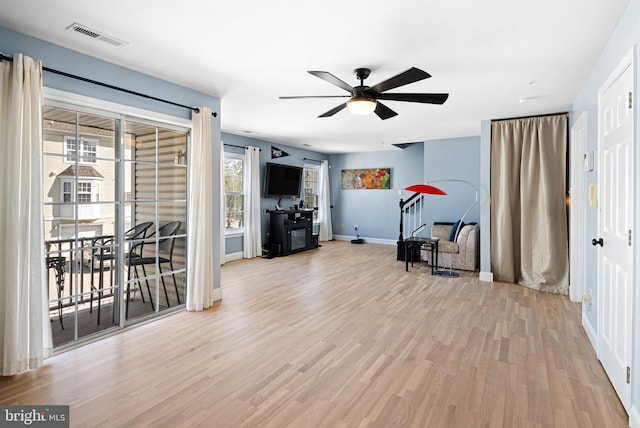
[404,237,439,275]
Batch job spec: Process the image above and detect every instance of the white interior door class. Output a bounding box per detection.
[597,54,634,413]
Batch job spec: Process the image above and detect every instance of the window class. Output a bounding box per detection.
[62,182,72,202]
[303,166,319,218]
[58,178,101,219]
[59,179,100,203]
[64,136,98,164]
[224,153,245,230]
[77,182,92,202]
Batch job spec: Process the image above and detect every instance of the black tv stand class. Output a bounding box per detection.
[267,210,318,257]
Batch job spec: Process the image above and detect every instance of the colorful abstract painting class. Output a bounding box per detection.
[341,168,391,190]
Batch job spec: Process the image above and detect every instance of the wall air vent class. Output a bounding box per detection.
[66,23,128,47]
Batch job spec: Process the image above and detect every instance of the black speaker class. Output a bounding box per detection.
[267,243,281,259]
[397,241,405,261]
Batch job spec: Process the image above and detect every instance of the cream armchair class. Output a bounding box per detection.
[424,222,479,271]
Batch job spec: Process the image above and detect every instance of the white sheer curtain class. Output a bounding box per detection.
[219,143,226,265]
[187,107,216,310]
[243,147,262,258]
[491,114,569,294]
[0,53,52,375]
[318,160,333,241]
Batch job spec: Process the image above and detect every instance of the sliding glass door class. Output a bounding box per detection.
[123,119,187,321]
[42,101,188,347]
[43,105,119,345]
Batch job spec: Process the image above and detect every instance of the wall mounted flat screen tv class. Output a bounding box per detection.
[264,162,303,198]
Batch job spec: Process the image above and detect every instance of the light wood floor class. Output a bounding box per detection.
[0,241,628,427]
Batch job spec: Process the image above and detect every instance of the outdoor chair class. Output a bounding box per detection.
[125,221,182,318]
[89,221,153,324]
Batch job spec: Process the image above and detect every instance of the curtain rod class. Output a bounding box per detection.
[0,53,217,117]
[491,112,568,122]
[224,143,261,151]
[303,157,324,163]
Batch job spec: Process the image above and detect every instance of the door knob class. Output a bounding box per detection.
[592,238,604,247]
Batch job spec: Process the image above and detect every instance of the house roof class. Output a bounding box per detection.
[57,165,104,179]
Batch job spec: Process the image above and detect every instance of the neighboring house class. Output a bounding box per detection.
[42,119,115,241]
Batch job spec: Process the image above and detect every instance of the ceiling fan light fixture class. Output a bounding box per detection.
[346,95,377,115]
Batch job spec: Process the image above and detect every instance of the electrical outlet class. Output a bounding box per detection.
[354,224,358,231]
[582,294,591,305]
[340,224,344,230]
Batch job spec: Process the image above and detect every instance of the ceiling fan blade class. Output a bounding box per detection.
[308,71,354,93]
[376,93,449,104]
[318,103,347,118]
[369,67,431,94]
[374,102,398,120]
[279,95,350,100]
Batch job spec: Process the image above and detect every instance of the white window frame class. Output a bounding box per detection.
[64,136,99,164]
[59,178,100,203]
[303,164,319,219]
[77,181,93,203]
[58,177,102,219]
[62,181,72,202]
[224,151,245,235]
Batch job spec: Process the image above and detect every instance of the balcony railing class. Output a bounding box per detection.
[45,234,186,346]
[45,236,117,328]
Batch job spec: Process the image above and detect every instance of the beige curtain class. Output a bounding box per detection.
[186,107,216,310]
[243,147,262,258]
[318,160,333,241]
[0,54,52,375]
[491,114,569,294]
[219,143,226,265]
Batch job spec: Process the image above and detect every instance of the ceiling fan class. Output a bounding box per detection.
[279,67,449,120]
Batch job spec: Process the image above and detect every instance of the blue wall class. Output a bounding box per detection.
[221,132,329,249]
[0,25,484,264]
[6,4,640,414]
[571,0,640,414]
[329,143,424,241]
[1,26,223,290]
[480,121,492,275]
[423,137,481,230]
[0,27,219,118]
[572,0,639,331]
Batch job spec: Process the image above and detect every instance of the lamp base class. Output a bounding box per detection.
[351,238,364,244]
[434,270,459,277]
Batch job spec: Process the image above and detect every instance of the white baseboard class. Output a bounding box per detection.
[333,235,397,246]
[212,287,222,302]
[630,405,639,428]
[479,271,493,282]
[582,312,598,353]
[224,252,243,263]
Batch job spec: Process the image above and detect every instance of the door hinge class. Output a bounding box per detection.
[629,92,633,109]
[629,230,632,246]
[627,366,631,384]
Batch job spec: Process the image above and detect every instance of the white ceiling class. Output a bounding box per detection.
[0,0,629,153]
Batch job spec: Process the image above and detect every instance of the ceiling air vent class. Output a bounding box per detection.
[66,23,128,47]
